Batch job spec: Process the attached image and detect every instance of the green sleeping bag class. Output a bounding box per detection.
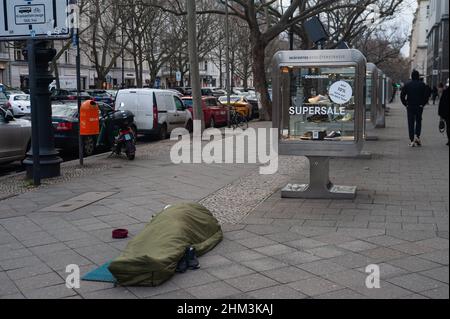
[108,203,223,287]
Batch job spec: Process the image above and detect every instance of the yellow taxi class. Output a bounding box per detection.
[218,95,252,119]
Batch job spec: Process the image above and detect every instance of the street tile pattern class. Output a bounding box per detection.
[0,103,448,299]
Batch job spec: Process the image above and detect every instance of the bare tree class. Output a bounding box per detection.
[81,0,128,88]
[147,0,403,120]
[143,9,182,87]
[164,1,222,88]
[51,0,90,90]
[231,18,253,90]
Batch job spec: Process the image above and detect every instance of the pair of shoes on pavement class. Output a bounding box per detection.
[176,247,200,273]
[409,136,422,147]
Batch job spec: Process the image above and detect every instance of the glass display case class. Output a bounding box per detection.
[272,49,367,199]
[366,63,379,128]
[273,49,366,158]
[376,71,386,128]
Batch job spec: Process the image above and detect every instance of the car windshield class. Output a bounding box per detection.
[182,99,193,107]
[219,96,240,103]
[52,104,78,117]
[14,95,30,101]
[205,99,219,107]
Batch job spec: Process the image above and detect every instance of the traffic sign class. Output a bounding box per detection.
[0,0,72,41]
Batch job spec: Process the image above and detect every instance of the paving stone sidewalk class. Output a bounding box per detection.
[0,101,448,299]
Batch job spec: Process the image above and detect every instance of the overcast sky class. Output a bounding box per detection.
[278,0,418,57]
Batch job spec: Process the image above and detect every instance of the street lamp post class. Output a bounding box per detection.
[76,27,83,166]
[225,0,231,128]
[186,0,205,132]
[289,0,294,50]
[121,19,125,89]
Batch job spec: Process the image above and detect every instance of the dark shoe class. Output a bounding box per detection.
[186,247,200,270]
[176,255,188,273]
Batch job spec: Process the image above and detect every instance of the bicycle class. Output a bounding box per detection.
[230,108,249,130]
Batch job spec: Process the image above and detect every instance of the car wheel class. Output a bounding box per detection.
[186,120,193,133]
[159,124,168,140]
[83,136,96,157]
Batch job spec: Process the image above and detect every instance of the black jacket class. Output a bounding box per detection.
[439,88,449,120]
[401,80,429,108]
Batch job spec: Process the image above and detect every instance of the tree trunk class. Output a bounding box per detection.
[96,73,106,89]
[251,36,271,121]
[219,48,223,89]
[243,73,248,91]
[52,60,61,90]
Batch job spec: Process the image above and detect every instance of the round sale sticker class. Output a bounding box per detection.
[328,81,353,105]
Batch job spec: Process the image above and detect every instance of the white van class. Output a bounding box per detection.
[115,89,193,139]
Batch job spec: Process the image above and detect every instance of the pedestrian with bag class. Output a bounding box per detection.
[401,70,429,147]
[438,86,449,146]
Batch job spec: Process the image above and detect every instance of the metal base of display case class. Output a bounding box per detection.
[281,157,357,199]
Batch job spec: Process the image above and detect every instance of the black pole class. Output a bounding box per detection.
[76,28,83,166]
[23,41,62,180]
[225,0,231,128]
[27,39,41,186]
[289,0,294,50]
[121,21,125,88]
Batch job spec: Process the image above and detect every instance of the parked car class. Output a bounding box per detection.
[245,94,260,120]
[201,88,215,97]
[233,88,255,96]
[52,101,117,156]
[0,106,31,165]
[4,90,26,99]
[5,94,31,117]
[167,89,184,98]
[212,88,227,98]
[181,96,228,128]
[172,87,190,96]
[0,91,7,107]
[218,95,252,120]
[115,89,193,140]
[105,90,118,101]
[51,89,92,102]
[87,90,115,106]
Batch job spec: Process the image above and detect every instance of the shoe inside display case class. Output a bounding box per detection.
[280,66,357,142]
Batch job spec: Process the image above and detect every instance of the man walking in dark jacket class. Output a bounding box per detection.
[401,70,429,147]
[439,87,449,146]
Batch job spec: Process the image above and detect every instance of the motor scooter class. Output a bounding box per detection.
[98,110,136,161]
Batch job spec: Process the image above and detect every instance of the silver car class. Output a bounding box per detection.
[0,96,31,165]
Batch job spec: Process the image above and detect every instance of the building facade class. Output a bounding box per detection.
[426,0,449,87]
[1,40,225,91]
[0,42,10,85]
[410,0,430,78]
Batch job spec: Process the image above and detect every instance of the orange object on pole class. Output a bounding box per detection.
[80,100,100,136]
